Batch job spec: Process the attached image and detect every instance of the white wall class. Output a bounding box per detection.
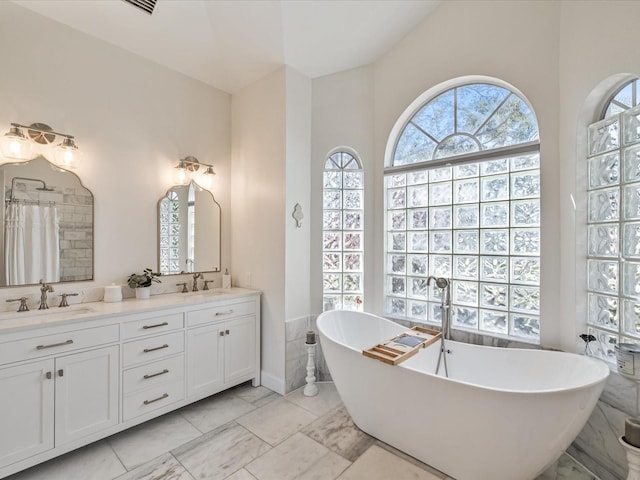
[231,67,287,393]
[285,67,312,321]
[0,2,231,299]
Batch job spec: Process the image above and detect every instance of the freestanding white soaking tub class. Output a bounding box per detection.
[317,310,609,480]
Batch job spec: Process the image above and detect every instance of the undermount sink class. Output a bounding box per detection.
[0,305,95,322]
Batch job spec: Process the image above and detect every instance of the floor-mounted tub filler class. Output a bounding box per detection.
[317,310,609,480]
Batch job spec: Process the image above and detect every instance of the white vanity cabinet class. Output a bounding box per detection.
[0,325,119,469]
[0,288,260,480]
[186,299,259,400]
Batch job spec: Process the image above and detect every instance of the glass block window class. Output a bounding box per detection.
[323,151,364,312]
[586,78,640,361]
[159,190,181,274]
[385,83,540,342]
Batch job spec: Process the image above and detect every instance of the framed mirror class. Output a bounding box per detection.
[157,181,220,275]
[0,156,94,287]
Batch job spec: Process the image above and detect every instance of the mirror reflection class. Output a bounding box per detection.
[1,156,94,287]
[158,181,220,275]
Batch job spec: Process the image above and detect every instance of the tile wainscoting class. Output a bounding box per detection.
[285,315,331,394]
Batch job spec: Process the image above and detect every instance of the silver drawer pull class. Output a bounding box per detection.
[142,322,169,330]
[36,339,73,350]
[143,344,169,353]
[143,393,169,405]
[215,309,234,316]
[143,369,169,379]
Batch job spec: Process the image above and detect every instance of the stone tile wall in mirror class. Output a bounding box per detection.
[0,156,94,287]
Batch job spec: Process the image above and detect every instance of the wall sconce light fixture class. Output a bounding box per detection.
[1,122,82,169]
[174,156,216,189]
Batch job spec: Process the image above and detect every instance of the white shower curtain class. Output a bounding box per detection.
[5,202,60,285]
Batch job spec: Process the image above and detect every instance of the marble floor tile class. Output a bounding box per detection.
[373,441,447,479]
[301,405,375,462]
[285,382,343,416]
[236,397,318,446]
[337,444,443,480]
[245,432,349,480]
[180,391,256,433]
[5,440,126,480]
[113,453,194,480]
[172,421,271,479]
[232,384,275,404]
[536,453,599,480]
[109,411,202,470]
[225,469,258,480]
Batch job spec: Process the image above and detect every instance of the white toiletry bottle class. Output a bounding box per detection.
[222,268,231,289]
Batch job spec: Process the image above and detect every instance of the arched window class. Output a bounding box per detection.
[322,150,364,311]
[586,78,640,361]
[385,82,540,342]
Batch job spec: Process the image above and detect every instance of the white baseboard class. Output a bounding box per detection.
[260,370,285,395]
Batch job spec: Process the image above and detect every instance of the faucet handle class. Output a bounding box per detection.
[59,293,79,308]
[176,282,188,293]
[6,297,29,312]
[203,280,213,291]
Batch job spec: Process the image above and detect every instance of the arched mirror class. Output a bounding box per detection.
[0,156,94,287]
[157,181,220,275]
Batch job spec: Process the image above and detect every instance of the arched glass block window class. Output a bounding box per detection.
[586,77,640,361]
[159,190,181,274]
[323,150,364,312]
[385,82,540,342]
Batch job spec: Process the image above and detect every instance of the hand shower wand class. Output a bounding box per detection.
[427,276,451,377]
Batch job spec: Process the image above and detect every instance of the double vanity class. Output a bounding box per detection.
[0,288,261,479]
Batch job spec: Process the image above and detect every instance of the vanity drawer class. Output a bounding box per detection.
[187,301,255,327]
[122,379,184,421]
[123,331,184,367]
[121,313,183,340]
[0,324,119,365]
[122,354,184,395]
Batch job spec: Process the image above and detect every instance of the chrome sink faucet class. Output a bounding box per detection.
[39,279,54,310]
[192,272,202,292]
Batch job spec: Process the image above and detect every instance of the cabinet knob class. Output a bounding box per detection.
[219,331,225,337]
[58,369,64,377]
[225,329,230,335]
[45,371,52,380]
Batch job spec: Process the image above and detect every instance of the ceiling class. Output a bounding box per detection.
[13,0,441,94]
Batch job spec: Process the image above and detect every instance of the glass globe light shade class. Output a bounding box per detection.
[1,126,33,161]
[54,137,82,169]
[173,160,192,185]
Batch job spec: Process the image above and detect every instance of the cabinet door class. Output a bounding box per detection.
[224,316,256,384]
[0,359,54,466]
[55,345,119,446]
[187,323,224,398]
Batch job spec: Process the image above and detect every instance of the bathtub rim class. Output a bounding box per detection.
[317,310,610,396]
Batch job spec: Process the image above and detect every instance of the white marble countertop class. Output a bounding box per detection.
[0,287,260,334]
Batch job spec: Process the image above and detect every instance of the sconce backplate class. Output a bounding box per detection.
[27,123,55,145]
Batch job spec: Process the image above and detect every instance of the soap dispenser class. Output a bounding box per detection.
[222,268,231,289]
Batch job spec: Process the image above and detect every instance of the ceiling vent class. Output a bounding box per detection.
[122,0,157,15]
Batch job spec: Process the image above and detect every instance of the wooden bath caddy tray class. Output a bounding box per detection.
[362,326,442,365]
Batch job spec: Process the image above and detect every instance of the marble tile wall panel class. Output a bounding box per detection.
[285,315,331,394]
[567,400,627,480]
[601,370,638,416]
